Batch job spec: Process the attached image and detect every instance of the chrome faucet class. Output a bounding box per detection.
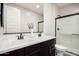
[17,33,24,39]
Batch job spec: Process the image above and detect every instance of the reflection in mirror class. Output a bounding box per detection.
[3,3,44,34]
[38,21,44,33]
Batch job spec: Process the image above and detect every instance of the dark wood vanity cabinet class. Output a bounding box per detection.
[0,39,56,56]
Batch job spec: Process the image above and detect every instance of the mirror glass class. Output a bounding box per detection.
[3,3,44,33]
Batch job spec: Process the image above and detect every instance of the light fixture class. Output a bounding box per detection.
[36,5,40,8]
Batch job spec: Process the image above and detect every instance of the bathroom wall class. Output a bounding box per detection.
[57,4,79,55]
[4,4,43,33]
[44,3,57,36]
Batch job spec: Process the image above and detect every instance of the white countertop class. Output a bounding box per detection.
[0,34,55,54]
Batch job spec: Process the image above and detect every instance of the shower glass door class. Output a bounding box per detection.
[56,14,79,55]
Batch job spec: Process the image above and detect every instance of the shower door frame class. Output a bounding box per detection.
[55,12,79,56]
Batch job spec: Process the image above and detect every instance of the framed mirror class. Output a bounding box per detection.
[2,3,44,34]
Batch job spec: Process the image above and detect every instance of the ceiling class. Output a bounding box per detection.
[15,3,70,15]
[15,3,43,15]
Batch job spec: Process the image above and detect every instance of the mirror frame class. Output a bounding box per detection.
[0,3,4,27]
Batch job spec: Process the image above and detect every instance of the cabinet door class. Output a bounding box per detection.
[0,48,24,56]
[29,46,49,56]
[24,43,44,56]
[38,46,49,56]
[28,49,40,56]
[9,48,24,56]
